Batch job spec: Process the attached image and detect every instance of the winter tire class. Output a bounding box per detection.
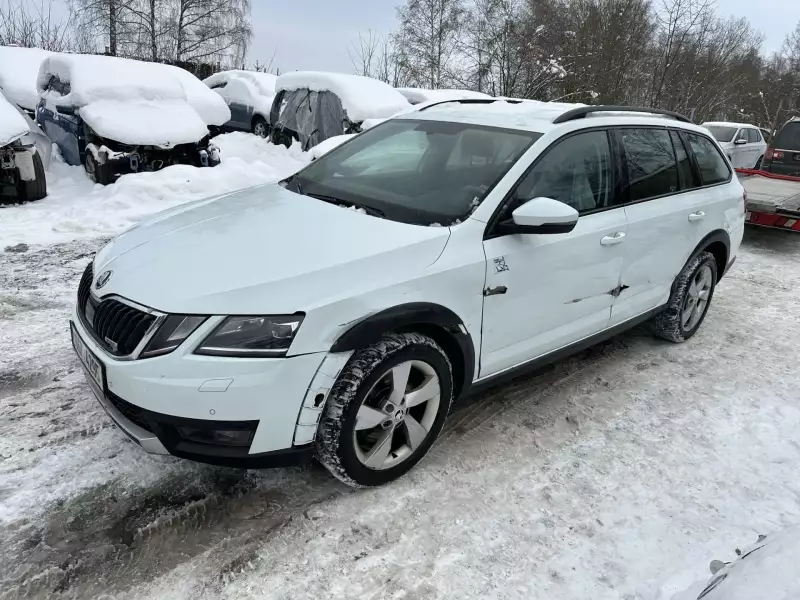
[316,333,453,487]
[252,116,268,138]
[17,152,46,202]
[650,251,718,343]
[85,152,114,185]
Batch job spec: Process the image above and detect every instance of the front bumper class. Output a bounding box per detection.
[70,309,328,467]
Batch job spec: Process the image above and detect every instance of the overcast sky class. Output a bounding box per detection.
[250,0,800,74]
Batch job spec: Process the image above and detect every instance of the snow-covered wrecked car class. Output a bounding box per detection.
[204,69,277,138]
[1,90,47,204]
[269,71,411,150]
[36,54,229,184]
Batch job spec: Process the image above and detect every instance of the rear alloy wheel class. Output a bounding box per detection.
[316,333,453,487]
[650,251,718,343]
[252,116,268,138]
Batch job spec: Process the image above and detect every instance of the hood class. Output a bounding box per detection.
[94,184,451,314]
[79,99,209,146]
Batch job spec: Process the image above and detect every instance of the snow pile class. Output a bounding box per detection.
[397,87,492,105]
[670,528,800,600]
[0,45,51,111]
[276,71,411,122]
[0,132,308,247]
[80,100,209,146]
[308,133,356,159]
[0,91,28,146]
[161,63,230,126]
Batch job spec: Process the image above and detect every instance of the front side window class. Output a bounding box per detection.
[511,130,612,214]
[735,129,748,143]
[685,133,731,185]
[292,119,539,225]
[705,125,737,143]
[619,128,679,201]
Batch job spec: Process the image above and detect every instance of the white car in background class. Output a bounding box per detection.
[70,101,744,487]
[204,70,277,138]
[702,121,767,169]
[1,90,47,204]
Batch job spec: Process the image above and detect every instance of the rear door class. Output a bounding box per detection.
[611,128,711,325]
[745,128,764,168]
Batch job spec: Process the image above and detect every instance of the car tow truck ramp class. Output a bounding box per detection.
[738,168,800,232]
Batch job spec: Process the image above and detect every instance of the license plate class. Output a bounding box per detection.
[71,323,104,392]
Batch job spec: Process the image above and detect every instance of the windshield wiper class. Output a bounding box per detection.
[307,193,385,218]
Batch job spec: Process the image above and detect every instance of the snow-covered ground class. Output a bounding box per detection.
[2,145,800,599]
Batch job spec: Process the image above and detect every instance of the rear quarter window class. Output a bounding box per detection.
[685,133,731,185]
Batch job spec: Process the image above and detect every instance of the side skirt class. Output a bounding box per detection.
[465,304,667,398]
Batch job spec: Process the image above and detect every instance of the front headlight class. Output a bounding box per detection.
[140,315,208,358]
[194,315,304,357]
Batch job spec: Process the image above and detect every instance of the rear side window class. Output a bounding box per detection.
[685,133,731,185]
[773,122,800,150]
[671,130,698,189]
[746,128,761,143]
[619,128,679,201]
[512,130,612,213]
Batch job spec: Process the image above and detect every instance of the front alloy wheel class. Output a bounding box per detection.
[316,333,453,487]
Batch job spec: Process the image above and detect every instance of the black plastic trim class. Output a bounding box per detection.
[330,302,476,398]
[691,229,731,281]
[553,105,692,124]
[467,303,667,396]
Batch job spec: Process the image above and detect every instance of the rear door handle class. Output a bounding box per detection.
[688,211,706,222]
[600,232,625,246]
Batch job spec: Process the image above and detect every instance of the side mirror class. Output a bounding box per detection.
[734,138,746,145]
[497,197,579,235]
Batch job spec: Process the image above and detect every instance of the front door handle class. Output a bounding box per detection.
[600,232,625,246]
[688,211,706,222]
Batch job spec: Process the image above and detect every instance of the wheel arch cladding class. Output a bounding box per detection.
[330,302,475,400]
[693,230,729,280]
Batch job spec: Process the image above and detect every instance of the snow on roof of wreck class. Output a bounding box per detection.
[0,91,29,146]
[397,88,492,105]
[37,54,188,106]
[204,70,278,97]
[276,71,411,122]
[409,99,585,131]
[0,46,52,111]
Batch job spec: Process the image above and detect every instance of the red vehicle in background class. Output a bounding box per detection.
[738,168,800,232]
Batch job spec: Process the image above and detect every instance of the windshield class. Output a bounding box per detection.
[290,119,540,225]
[705,125,737,143]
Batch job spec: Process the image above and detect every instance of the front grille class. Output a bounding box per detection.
[76,260,157,357]
[106,391,153,432]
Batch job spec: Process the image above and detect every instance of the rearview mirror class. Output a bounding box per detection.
[498,197,578,235]
[734,138,746,145]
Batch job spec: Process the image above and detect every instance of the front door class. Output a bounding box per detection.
[480,130,627,377]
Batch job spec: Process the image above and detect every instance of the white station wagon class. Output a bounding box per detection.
[71,101,745,486]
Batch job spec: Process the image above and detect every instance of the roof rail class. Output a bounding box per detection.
[552,105,692,124]
[416,98,525,111]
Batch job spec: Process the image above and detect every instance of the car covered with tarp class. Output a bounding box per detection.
[35,54,229,184]
[269,71,411,150]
